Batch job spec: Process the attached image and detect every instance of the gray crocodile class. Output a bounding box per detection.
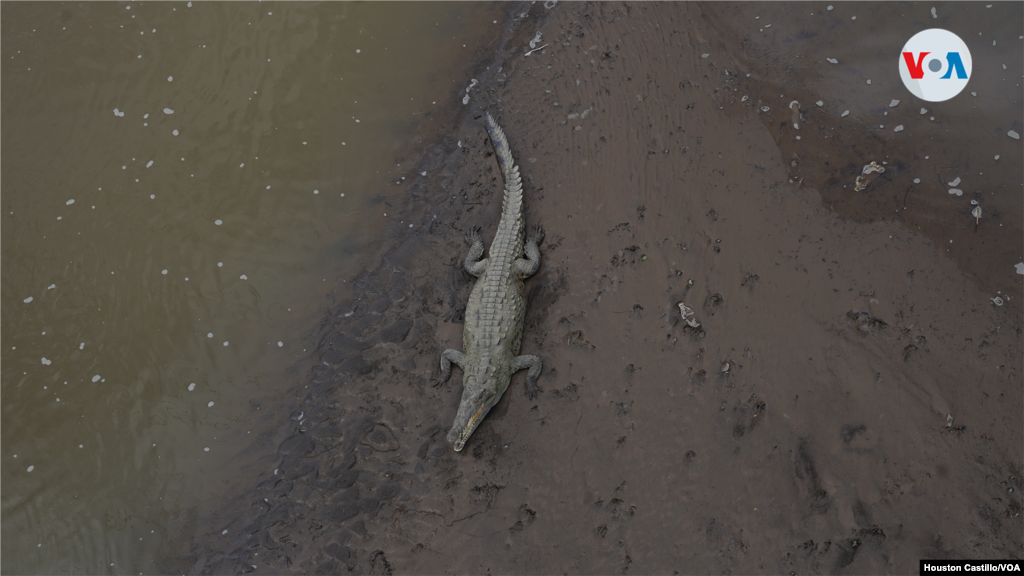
[437,112,544,452]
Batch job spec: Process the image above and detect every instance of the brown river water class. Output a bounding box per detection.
[1,2,505,573]
[3,2,1022,575]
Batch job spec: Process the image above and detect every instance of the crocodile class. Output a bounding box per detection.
[437,112,544,452]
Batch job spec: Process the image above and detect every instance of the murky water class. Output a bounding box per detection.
[0,2,504,573]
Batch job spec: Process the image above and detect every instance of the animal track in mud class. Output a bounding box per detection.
[508,503,537,535]
[732,393,766,440]
[609,245,642,267]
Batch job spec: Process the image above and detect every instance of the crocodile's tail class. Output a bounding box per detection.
[484,112,523,238]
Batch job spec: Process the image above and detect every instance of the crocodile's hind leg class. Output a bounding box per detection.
[514,224,544,279]
[464,226,488,276]
[512,354,543,399]
[435,349,467,387]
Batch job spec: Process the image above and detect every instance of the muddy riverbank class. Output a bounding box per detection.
[177,3,1022,574]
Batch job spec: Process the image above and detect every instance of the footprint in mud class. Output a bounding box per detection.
[362,424,401,452]
[732,393,766,440]
[508,503,537,535]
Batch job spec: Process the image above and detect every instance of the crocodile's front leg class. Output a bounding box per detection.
[514,224,544,278]
[512,354,543,399]
[464,226,488,277]
[435,349,467,387]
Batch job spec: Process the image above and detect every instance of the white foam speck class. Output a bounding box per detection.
[48,284,56,289]
[240,274,248,280]
[172,129,179,136]
[217,262,223,267]
[146,161,153,168]
[266,185,271,189]
[167,76,173,82]
[23,296,33,303]
[948,189,963,196]
[356,49,361,53]
[92,375,101,382]
[1016,263,1024,275]
[893,125,904,132]
[215,219,223,225]
[278,341,283,347]
[207,332,214,338]
[239,163,244,168]
[204,447,209,452]
[827,4,833,9]
[150,194,155,199]
[188,383,195,391]
[27,465,34,472]
[41,357,51,365]
[188,1,191,6]
[948,177,961,187]
[994,155,1000,160]
[113,108,125,117]
[161,269,168,275]
[1009,130,1020,140]
[208,401,214,407]
[223,341,229,346]
[341,193,345,197]
[79,342,84,349]
[889,99,899,107]
[303,141,307,145]
[841,110,850,117]
[827,58,838,64]
[913,178,921,183]
[66,199,75,205]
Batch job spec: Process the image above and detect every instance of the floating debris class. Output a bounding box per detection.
[948,177,961,187]
[815,100,824,106]
[529,31,543,49]
[677,302,701,329]
[841,110,850,117]
[854,161,884,191]
[789,100,801,129]
[945,413,953,428]
[720,362,731,374]
[827,58,839,64]
[893,125,904,132]
[991,296,1004,306]
[1009,130,1020,140]
[920,108,928,114]
[971,199,979,206]
[972,205,982,231]
[1016,262,1024,275]
[889,99,900,107]
[948,189,963,196]
[760,106,770,112]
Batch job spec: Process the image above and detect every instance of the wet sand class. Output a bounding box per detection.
[176,3,1022,574]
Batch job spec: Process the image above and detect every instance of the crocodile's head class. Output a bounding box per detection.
[447,384,500,452]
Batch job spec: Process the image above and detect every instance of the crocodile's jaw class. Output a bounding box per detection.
[448,382,501,452]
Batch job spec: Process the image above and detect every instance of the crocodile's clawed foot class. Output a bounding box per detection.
[526,383,542,400]
[465,226,483,245]
[527,224,545,245]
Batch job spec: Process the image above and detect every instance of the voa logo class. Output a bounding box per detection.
[899,28,972,102]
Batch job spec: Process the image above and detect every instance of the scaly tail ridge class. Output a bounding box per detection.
[484,112,523,228]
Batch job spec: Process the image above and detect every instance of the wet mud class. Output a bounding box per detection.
[173,3,1022,574]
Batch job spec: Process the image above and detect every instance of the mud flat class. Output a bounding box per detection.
[175,3,1021,574]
